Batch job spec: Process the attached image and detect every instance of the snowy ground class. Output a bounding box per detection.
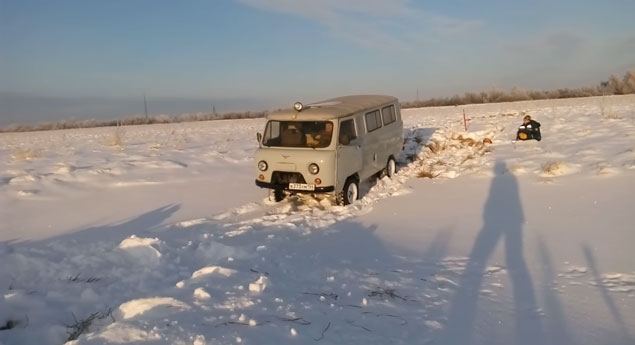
[1,95,634,345]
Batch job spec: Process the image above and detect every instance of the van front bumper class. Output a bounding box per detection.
[255,180,335,193]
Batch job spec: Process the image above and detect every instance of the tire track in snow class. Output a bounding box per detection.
[207,125,496,237]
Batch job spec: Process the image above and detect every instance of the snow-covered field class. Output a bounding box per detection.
[1,95,634,345]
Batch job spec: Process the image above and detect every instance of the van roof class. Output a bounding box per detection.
[268,95,398,121]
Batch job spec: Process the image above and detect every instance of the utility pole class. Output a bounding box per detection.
[143,93,149,119]
[416,88,420,102]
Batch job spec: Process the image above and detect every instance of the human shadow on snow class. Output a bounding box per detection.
[536,237,573,345]
[582,244,634,345]
[40,204,176,245]
[0,204,180,266]
[231,219,455,344]
[441,160,543,345]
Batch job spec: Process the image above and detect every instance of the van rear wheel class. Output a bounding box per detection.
[385,157,397,178]
[337,177,359,206]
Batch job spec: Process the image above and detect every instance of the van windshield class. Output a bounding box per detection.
[262,121,333,148]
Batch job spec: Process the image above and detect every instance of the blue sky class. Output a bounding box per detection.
[1,0,634,125]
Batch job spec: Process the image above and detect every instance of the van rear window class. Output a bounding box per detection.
[382,105,396,125]
[365,110,382,132]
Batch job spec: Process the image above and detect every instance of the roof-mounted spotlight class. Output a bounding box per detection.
[293,102,304,112]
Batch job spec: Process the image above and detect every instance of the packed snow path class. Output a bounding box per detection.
[1,95,634,345]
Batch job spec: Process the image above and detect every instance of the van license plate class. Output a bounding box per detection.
[289,183,315,191]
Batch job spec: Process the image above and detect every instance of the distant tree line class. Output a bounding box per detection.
[401,70,635,109]
[0,110,267,133]
[2,71,634,133]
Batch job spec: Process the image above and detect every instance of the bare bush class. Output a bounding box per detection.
[65,307,113,342]
[542,161,567,176]
[368,287,408,301]
[417,133,492,179]
[11,148,42,161]
[402,70,635,109]
[104,125,125,147]
[622,70,635,94]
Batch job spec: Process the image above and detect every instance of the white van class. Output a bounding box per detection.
[255,95,403,205]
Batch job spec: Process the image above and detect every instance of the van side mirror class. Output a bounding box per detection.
[257,132,262,143]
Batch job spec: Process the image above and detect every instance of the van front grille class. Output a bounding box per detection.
[271,171,306,184]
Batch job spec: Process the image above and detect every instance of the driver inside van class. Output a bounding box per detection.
[280,123,306,147]
[307,122,333,148]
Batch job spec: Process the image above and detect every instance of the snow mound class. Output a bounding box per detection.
[117,235,162,265]
[195,240,245,262]
[213,296,255,310]
[80,322,161,344]
[599,273,635,293]
[191,265,237,279]
[593,162,620,176]
[212,202,260,220]
[424,320,444,330]
[53,163,76,175]
[174,218,208,228]
[193,287,211,301]
[115,297,190,320]
[248,275,269,294]
[9,174,39,185]
[16,189,38,197]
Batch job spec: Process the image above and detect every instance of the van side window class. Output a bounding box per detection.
[355,115,365,136]
[264,121,281,145]
[339,119,357,145]
[381,105,396,125]
[365,110,382,132]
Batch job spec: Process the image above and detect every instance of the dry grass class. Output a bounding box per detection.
[425,140,445,154]
[452,134,493,150]
[542,161,567,176]
[65,307,113,342]
[104,126,125,147]
[418,169,436,179]
[11,148,42,161]
[461,154,475,164]
[418,133,492,179]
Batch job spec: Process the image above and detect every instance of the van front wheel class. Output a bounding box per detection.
[273,189,285,202]
[337,178,359,206]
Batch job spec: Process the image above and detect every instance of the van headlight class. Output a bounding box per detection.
[308,163,319,175]
[258,160,268,171]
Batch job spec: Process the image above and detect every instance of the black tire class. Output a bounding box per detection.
[385,156,397,178]
[274,189,285,202]
[337,177,359,206]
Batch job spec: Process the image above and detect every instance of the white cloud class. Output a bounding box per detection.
[235,0,482,49]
